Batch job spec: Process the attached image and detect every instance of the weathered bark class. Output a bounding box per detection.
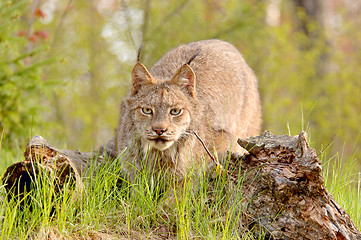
[3,136,87,199]
[2,131,361,239]
[2,135,120,197]
[2,135,118,201]
[231,130,361,239]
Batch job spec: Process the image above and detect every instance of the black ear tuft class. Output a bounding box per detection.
[186,50,201,65]
[137,43,144,62]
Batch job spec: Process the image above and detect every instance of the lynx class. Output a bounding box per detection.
[115,39,261,179]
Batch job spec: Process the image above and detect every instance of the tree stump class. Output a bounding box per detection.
[232,130,361,239]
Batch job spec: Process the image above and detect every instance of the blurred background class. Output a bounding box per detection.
[1,0,361,170]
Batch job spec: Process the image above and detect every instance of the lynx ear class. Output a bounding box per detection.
[170,64,196,98]
[131,62,156,96]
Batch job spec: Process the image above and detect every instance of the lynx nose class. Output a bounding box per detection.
[153,128,166,136]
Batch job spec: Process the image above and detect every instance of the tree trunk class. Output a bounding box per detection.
[2,132,361,239]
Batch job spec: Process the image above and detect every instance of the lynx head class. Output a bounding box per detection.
[125,59,199,151]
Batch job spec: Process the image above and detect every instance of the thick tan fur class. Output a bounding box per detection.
[116,39,261,179]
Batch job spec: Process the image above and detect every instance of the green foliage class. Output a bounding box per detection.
[4,0,355,165]
[38,0,128,150]
[137,0,264,67]
[0,0,53,148]
[1,0,360,162]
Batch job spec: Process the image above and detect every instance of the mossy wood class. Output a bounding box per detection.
[2,132,361,239]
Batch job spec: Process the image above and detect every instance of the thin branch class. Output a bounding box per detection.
[50,0,74,52]
[120,0,136,51]
[192,131,220,166]
[141,0,151,42]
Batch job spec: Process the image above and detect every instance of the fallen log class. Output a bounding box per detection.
[3,136,89,199]
[2,136,118,199]
[2,131,360,239]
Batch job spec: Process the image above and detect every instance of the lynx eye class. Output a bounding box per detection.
[141,107,153,115]
[170,108,182,116]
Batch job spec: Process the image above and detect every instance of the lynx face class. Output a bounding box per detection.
[127,62,197,152]
[131,86,192,151]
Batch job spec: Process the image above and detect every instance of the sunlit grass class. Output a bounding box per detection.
[322,151,361,229]
[0,141,360,239]
[0,148,262,239]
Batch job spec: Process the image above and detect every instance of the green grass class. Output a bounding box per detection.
[322,151,361,228]
[0,144,360,239]
[0,149,262,239]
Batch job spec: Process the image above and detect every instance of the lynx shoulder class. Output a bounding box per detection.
[116,39,261,178]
